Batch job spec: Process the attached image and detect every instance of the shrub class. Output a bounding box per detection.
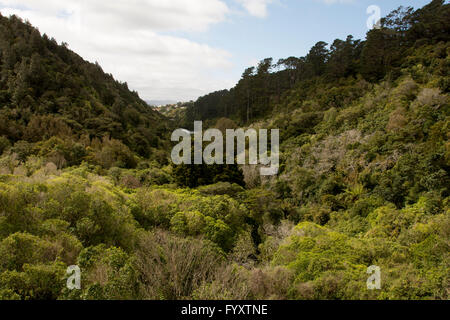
[416,88,448,108]
[11,141,34,163]
[197,182,244,196]
[73,246,138,300]
[134,231,223,299]
[0,262,66,300]
[93,137,137,169]
[0,233,59,271]
[0,136,10,155]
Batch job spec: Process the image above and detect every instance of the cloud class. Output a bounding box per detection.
[235,0,274,18]
[0,0,234,101]
[316,0,355,4]
[1,0,230,31]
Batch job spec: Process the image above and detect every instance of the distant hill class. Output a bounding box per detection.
[146,100,178,107]
[153,102,191,127]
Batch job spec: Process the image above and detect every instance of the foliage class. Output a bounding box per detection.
[0,1,448,300]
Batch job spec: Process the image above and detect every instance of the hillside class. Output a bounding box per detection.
[0,1,448,301]
[184,0,449,128]
[0,14,170,168]
[154,101,193,124]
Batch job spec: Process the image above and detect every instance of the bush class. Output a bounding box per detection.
[93,137,137,169]
[0,233,59,271]
[11,141,34,163]
[0,262,66,300]
[72,245,138,300]
[198,182,244,196]
[134,231,223,299]
[0,136,10,155]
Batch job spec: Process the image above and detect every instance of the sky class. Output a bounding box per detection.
[0,0,432,103]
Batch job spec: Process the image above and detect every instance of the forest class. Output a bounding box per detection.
[0,0,448,300]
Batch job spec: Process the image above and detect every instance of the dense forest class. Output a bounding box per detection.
[0,13,171,165]
[0,0,449,300]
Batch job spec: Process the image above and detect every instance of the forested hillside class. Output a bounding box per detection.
[0,14,170,166]
[0,1,448,300]
[183,0,449,128]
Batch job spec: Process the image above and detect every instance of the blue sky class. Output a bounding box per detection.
[0,0,432,102]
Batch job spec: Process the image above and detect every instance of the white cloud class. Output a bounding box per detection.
[1,0,230,31]
[0,0,234,101]
[316,0,355,4]
[235,0,274,18]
